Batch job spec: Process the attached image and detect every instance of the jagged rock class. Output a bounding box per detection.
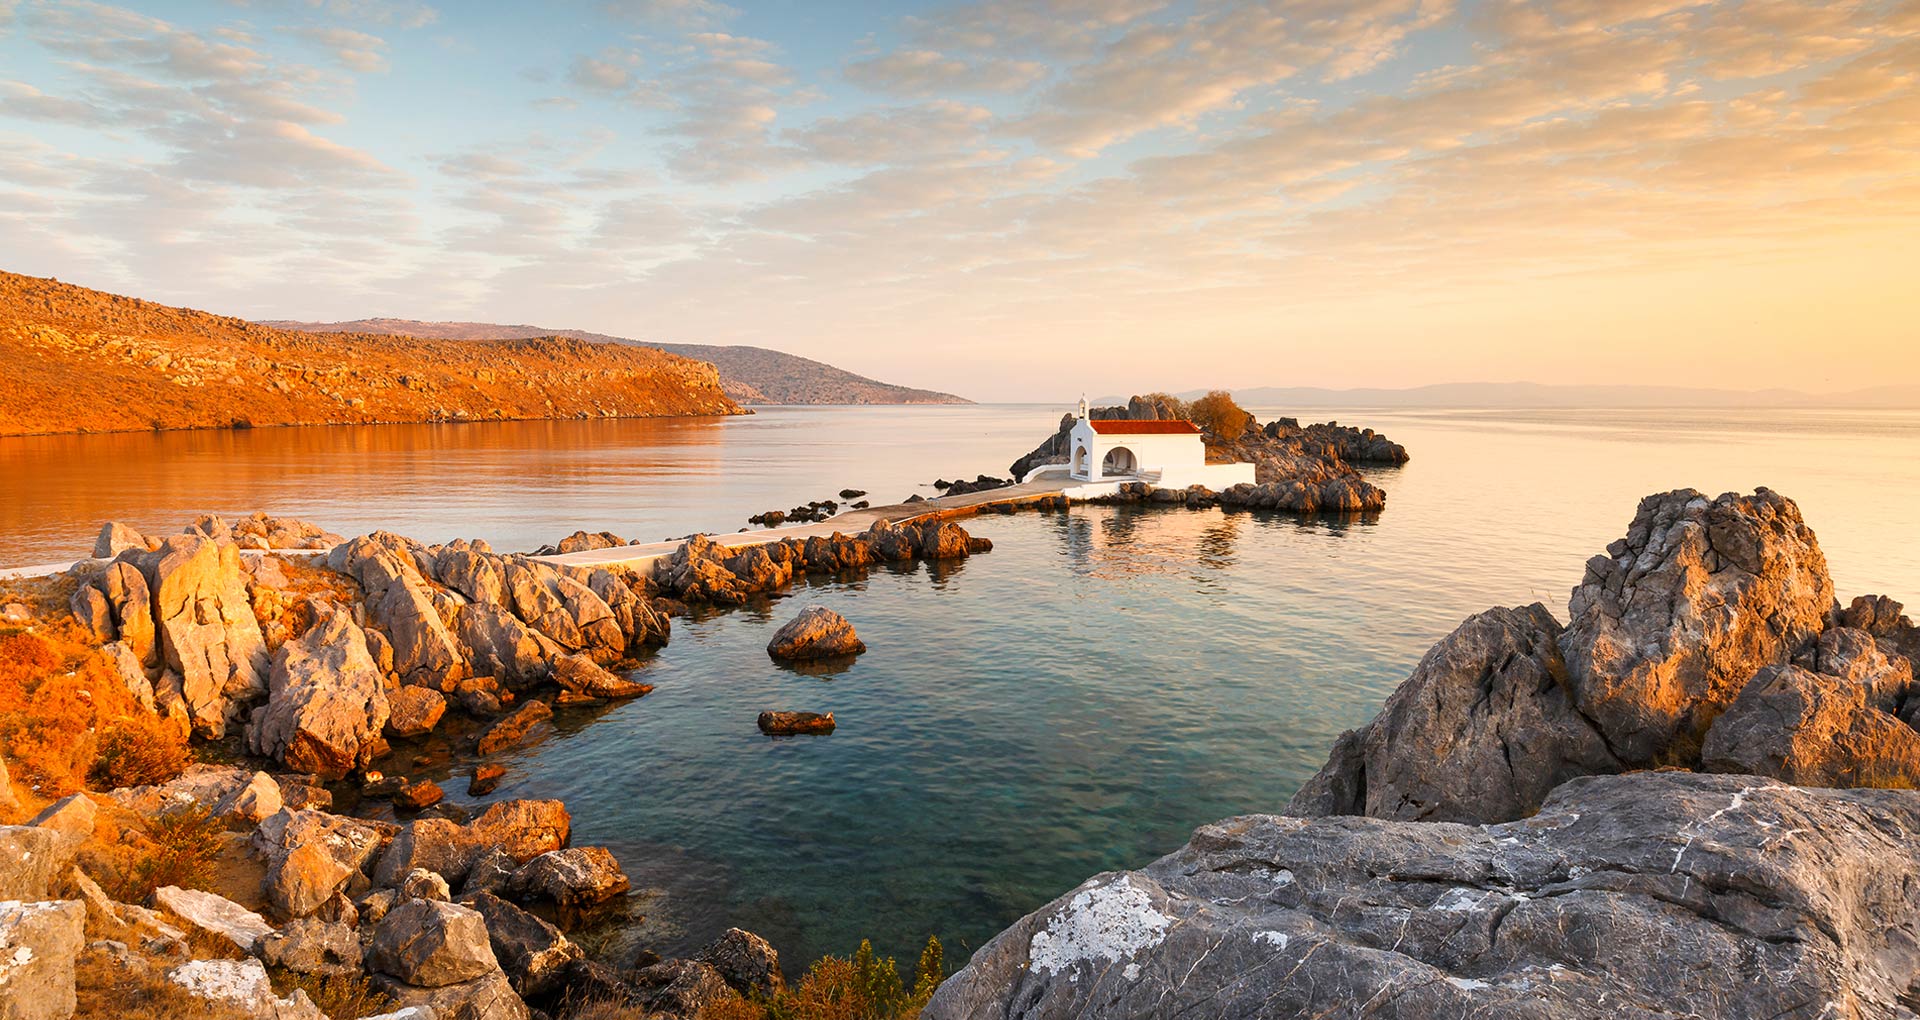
[0,757,16,813]
[387,686,449,738]
[363,1009,440,1020]
[108,764,255,816]
[1840,594,1920,664]
[551,654,653,699]
[247,612,390,778]
[259,917,363,978]
[400,868,452,902]
[103,640,157,712]
[467,765,507,798]
[766,606,865,662]
[152,885,273,954]
[435,548,507,606]
[266,836,354,920]
[929,773,1920,1020]
[476,699,553,756]
[369,898,500,987]
[1290,605,1621,824]
[396,780,446,810]
[359,889,400,926]
[253,808,392,878]
[211,770,283,826]
[757,711,834,735]
[454,604,553,688]
[1561,488,1834,764]
[372,970,527,1020]
[553,530,628,555]
[627,959,735,1019]
[70,581,115,642]
[99,560,157,669]
[375,819,479,889]
[697,928,781,999]
[122,535,272,738]
[28,793,98,845]
[1799,625,1914,712]
[586,568,670,649]
[463,891,584,1001]
[373,800,569,888]
[1702,664,1920,787]
[0,900,83,1020]
[168,957,325,1019]
[505,847,630,907]
[94,521,147,559]
[466,800,570,864]
[460,849,517,898]
[334,534,469,686]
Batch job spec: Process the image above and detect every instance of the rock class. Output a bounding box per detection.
[766,606,865,662]
[586,568,669,650]
[1561,488,1834,764]
[363,1010,440,1020]
[460,849,517,899]
[28,793,98,845]
[476,699,553,756]
[454,604,553,688]
[211,771,283,826]
[69,581,116,643]
[372,970,527,1020]
[552,530,627,555]
[247,612,391,778]
[400,868,453,902]
[0,900,84,1020]
[450,677,504,718]
[266,836,355,920]
[1289,605,1621,824]
[253,808,392,879]
[1801,625,1914,712]
[152,885,274,954]
[0,757,16,813]
[103,640,157,712]
[758,711,834,735]
[1702,663,1920,787]
[99,561,157,669]
[627,959,735,1019]
[462,891,583,1002]
[387,686,449,738]
[123,535,272,738]
[929,772,1920,1020]
[94,521,147,559]
[375,819,479,889]
[258,917,363,978]
[505,847,629,907]
[466,800,570,864]
[0,827,72,902]
[168,957,325,1018]
[369,898,501,987]
[467,765,507,797]
[395,781,446,811]
[550,654,653,700]
[696,928,781,999]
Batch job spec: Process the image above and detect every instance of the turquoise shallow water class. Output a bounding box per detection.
[6,405,1920,968]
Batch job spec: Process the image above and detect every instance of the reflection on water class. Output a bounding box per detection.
[5,404,1920,970]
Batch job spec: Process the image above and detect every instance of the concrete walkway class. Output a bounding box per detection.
[534,477,1074,573]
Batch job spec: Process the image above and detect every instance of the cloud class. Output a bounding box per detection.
[843,49,1049,96]
[787,100,997,165]
[603,0,738,29]
[568,50,640,93]
[282,24,389,71]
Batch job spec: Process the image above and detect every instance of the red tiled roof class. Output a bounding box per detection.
[1087,419,1203,435]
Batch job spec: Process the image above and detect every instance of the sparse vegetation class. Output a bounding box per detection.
[0,624,189,797]
[1188,389,1254,439]
[92,712,192,789]
[111,804,226,903]
[269,968,394,1019]
[705,936,948,1020]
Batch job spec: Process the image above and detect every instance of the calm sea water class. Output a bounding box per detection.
[5,406,1919,968]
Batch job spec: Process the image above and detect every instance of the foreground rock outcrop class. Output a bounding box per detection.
[766,606,865,661]
[928,772,1920,1019]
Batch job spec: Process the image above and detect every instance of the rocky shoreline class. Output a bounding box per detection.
[926,487,1920,1018]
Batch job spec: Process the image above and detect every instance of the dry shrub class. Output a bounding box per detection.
[705,937,946,1020]
[269,968,393,1019]
[1188,389,1254,439]
[110,804,225,904]
[74,946,253,1020]
[0,623,191,796]
[92,712,191,789]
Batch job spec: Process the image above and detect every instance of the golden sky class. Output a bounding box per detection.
[1,0,1916,398]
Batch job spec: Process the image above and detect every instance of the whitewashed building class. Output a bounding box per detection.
[1038,398,1258,489]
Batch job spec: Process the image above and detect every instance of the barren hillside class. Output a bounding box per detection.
[263,318,971,405]
[0,273,742,437]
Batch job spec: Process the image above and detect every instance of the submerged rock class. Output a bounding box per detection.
[758,711,835,736]
[766,606,865,662]
[476,700,553,756]
[930,773,1920,1020]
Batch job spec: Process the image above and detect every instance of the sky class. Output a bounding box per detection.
[1,0,1916,401]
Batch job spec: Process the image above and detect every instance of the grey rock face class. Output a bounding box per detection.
[369,899,501,988]
[247,611,390,779]
[1561,488,1834,764]
[372,969,527,1020]
[153,885,274,954]
[0,900,84,1020]
[461,891,583,1001]
[929,773,1920,1020]
[259,917,364,978]
[697,927,782,999]
[122,535,272,738]
[766,606,865,662]
[1288,604,1620,823]
[626,958,735,1019]
[1702,664,1920,787]
[505,846,630,907]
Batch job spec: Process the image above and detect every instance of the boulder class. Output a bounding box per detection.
[266,837,354,920]
[586,568,670,649]
[103,640,157,712]
[123,535,272,738]
[551,653,654,699]
[152,885,274,954]
[375,819,479,888]
[928,773,1920,1020]
[211,771,283,826]
[476,699,553,756]
[99,561,157,669]
[0,900,84,1020]
[1800,625,1914,713]
[460,849,517,898]
[28,793,98,845]
[1702,664,1920,787]
[697,928,781,999]
[94,521,147,559]
[400,868,453,902]
[247,612,391,778]
[766,606,866,662]
[505,847,630,907]
[373,800,568,888]
[387,686,449,738]
[453,604,553,688]
[467,800,571,864]
[369,899,501,988]
[258,917,363,978]
[372,970,528,1020]
[69,581,115,643]
[395,780,446,811]
[467,765,507,798]
[168,957,325,1019]
[758,711,834,735]
[0,829,70,902]
[1288,605,1621,824]
[253,808,392,878]
[462,891,584,1001]
[627,959,735,1019]
[1560,488,1834,764]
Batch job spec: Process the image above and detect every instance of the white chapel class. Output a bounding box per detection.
[1050,397,1257,489]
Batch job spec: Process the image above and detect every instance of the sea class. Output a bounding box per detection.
[4,405,1918,967]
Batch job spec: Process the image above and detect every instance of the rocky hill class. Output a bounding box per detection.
[0,273,743,436]
[262,318,971,406]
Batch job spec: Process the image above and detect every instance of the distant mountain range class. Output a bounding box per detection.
[1097,382,1920,409]
[262,318,970,406]
[0,272,741,437]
